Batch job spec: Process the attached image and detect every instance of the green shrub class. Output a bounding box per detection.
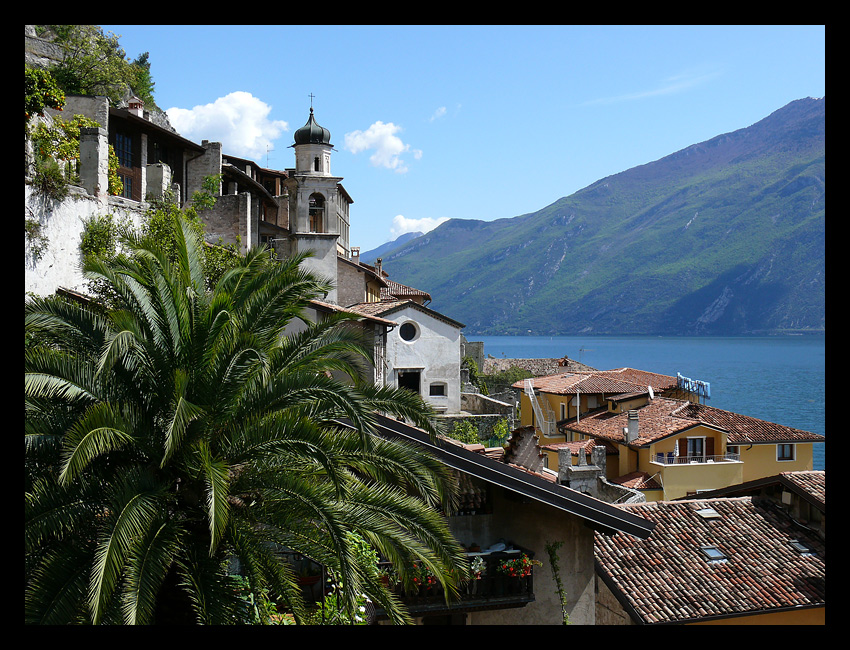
[449,419,480,444]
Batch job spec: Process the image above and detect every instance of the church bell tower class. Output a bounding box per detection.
[289,104,349,303]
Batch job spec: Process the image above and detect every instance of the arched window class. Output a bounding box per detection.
[309,193,325,233]
[314,156,320,172]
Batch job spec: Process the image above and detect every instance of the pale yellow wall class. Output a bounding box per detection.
[655,459,743,500]
[736,443,814,482]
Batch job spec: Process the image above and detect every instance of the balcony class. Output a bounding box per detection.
[372,547,537,621]
[652,452,741,465]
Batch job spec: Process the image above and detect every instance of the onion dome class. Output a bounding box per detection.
[293,108,331,146]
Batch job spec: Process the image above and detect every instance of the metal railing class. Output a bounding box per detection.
[373,548,537,617]
[524,380,556,436]
[652,452,741,465]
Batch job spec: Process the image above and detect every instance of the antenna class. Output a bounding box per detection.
[578,346,594,364]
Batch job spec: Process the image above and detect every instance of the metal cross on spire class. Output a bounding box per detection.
[308,93,315,109]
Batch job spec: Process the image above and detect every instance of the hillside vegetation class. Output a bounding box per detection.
[381,98,825,336]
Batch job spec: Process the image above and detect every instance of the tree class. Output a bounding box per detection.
[25,66,65,125]
[47,25,140,105]
[25,211,468,624]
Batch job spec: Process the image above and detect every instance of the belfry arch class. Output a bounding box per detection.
[309,193,325,233]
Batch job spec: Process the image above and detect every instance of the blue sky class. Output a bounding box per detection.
[102,25,825,253]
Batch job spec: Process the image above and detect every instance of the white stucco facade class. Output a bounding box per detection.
[383,303,464,414]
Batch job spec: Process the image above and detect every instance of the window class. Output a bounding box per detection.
[560,403,566,420]
[120,176,132,199]
[314,156,320,172]
[695,507,721,520]
[399,322,417,341]
[789,539,815,556]
[687,437,705,462]
[429,383,446,396]
[115,132,132,168]
[309,194,324,232]
[777,444,796,461]
[700,545,727,562]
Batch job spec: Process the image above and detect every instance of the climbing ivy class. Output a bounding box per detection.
[25,217,49,262]
[24,66,65,126]
[544,540,571,625]
[30,113,123,196]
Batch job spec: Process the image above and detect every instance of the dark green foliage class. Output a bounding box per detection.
[25,212,469,625]
[24,66,65,124]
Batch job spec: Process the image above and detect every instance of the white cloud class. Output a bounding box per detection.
[429,106,447,122]
[581,69,722,106]
[390,214,449,238]
[166,91,288,161]
[344,121,421,173]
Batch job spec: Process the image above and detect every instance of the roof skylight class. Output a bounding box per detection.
[695,507,721,519]
[789,539,816,556]
[700,545,727,562]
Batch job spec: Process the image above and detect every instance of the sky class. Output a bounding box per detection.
[102,25,825,253]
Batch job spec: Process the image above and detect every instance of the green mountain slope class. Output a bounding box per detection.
[381,98,825,336]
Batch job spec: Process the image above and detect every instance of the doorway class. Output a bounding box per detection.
[397,369,421,395]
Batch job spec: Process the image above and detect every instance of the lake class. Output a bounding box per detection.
[467,335,825,471]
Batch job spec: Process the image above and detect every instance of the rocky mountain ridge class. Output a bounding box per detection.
[380,98,825,336]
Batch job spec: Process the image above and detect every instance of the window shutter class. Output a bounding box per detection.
[705,437,715,457]
[678,438,688,457]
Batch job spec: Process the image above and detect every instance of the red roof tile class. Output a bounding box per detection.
[514,367,677,396]
[594,497,825,623]
[562,397,824,446]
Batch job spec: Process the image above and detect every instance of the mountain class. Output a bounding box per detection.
[380,98,825,336]
[360,231,424,264]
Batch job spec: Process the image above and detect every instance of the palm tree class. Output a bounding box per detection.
[25,212,468,625]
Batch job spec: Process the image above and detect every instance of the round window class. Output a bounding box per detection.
[399,322,417,341]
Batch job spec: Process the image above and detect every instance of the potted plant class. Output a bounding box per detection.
[469,555,486,595]
[470,555,486,580]
[411,562,438,595]
[495,554,541,594]
[496,553,541,578]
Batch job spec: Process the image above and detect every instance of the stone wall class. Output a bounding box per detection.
[482,356,596,376]
[200,192,254,253]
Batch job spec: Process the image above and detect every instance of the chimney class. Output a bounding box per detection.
[624,410,639,443]
[128,96,144,118]
[376,258,383,276]
[351,246,360,263]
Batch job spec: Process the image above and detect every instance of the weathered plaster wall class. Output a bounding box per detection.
[459,489,597,625]
[386,305,462,413]
[25,184,146,297]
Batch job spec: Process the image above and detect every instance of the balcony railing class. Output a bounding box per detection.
[653,452,741,465]
[372,548,537,620]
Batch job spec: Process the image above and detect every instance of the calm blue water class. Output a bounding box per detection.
[469,336,825,471]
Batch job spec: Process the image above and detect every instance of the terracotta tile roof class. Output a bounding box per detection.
[609,471,662,491]
[345,299,465,329]
[342,300,405,318]
[594,497,825,624]
[514,372,652,396]
[380,279,431,302]
[781,470,825,506]
[310,299,396,326]
[589,367,679,391]
[672,401,824,444]
[513,367,677,396]
[541,438,618,457]
[562,397,824,447]
[563,398,702,445]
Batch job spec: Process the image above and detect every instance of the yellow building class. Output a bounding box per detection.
[515,369,824,501]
